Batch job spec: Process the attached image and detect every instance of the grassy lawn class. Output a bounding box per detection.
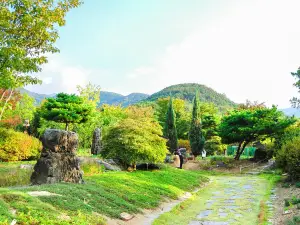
[0,161,36,188]
[0,166,208,225]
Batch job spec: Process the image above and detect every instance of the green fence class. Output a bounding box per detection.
[227,146,256,157]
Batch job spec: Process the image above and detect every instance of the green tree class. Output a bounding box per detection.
[0,0,81,119]
[291,68,300,108]
[77,82,101,107]
[101,118,168,169]
[189,93,205,157]
[164,97,178,153]
[40,93,94,131]
[219,106,295,160]
[155,97,190,139]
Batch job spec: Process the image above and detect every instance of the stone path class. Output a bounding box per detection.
[153,176,273,225]
[188,176,271,225]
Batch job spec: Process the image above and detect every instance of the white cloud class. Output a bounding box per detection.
[26,54,103,95]
[124,0,300,108]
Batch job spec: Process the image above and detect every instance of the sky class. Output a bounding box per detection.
[26,0,300,108]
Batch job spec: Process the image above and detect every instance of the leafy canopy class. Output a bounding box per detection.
[101,118,168,167]
[40,93,94,130]
[219,106,295,160]
[164,97,178,153]
[291,68,300,108]
[0,0,81,88]
[189,92,205,157]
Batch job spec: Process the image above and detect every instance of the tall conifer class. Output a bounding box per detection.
[164,97,178,153]
[189,92,205,157]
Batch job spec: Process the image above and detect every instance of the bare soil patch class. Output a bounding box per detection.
[273,183,300,225]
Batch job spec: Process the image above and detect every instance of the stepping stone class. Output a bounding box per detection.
[229,195,241,199]
[225,205,238,209]
[188,221,201,225]
[243,185,252,189]
[120,212,134,221]
[201,222,229,225]
[218,212,228,218]
[224,199,235,204]
[197,210,213,218]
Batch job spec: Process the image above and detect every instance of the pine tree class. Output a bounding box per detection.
[164,97,178,153]
[189,92,205,157]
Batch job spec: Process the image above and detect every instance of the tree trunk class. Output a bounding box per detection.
[0,89,7,102]
[234,141,243,160]
[0,89,13,122]
[65,123,69,131]
[235,141,249,160]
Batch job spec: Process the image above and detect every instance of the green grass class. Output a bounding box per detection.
[0,161,36,187]
[0,166,208,224]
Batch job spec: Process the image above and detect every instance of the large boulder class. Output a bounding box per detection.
[31,129,84,185]
[91,128,101,155]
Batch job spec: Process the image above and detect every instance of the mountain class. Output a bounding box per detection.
[280,108,300,117]
[20,88,149,107]
[21,83,236,110]
[99,92,149,107]
[19,88,55,104]
[144,83,236,110]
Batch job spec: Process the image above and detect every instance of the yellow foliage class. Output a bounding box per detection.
[0,129,42,162]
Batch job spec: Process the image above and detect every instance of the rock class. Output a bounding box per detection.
[120,212,134,221]
[27,191,62,197]
[97,160,121,171]
[91,128,101,155]
[20,164,33,170]
[10,219,17,225]
[283,210,292,215]
[31,129,84,185]
[136,163,160,170]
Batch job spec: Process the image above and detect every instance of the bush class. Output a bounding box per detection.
[102,118,168,168]
[277,136,300,181]
[204,136,226,156]
[0,128,42,162]
[178,139,191,152]
[287,216,300,225]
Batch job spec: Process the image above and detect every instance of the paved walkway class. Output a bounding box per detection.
[153,176,274,225]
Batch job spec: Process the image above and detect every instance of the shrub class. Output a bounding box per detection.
[0,128,42,162]
[178,139,191,152]
[102,118,168,168]
[0,168,32,187]
[296,182,300,188]
[81,160,103,176]
[204,136,226,156]
[276,136,300,181]
[287,216,300,225]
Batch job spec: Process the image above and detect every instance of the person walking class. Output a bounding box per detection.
[174,150,184,169]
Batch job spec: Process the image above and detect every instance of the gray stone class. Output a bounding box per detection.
[218,212,228,218]
[120,212,134,221]
[91,128,101,155]
[20,164,33,170]
[201,222,229,225]
[197,210,213,218]
[31,129,83,185]
[97,160,121,171]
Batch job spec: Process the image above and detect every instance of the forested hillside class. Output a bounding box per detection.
[21,88,149,107]
[144,83,236,111]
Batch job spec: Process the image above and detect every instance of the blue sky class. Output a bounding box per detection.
[27,0,300,108]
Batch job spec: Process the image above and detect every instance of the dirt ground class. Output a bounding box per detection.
[273,183,300,225]
[182,159,269,174]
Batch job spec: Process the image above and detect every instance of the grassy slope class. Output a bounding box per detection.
[0,167,208,225]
